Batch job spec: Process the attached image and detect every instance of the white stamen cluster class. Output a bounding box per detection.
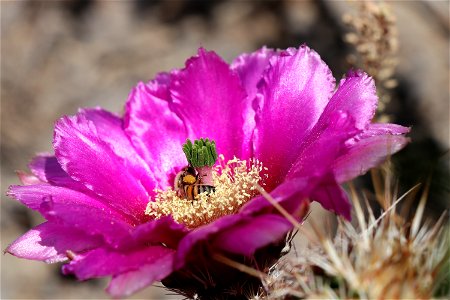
[145,156,267,228]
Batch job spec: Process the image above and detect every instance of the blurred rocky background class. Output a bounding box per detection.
[1,0,448,299]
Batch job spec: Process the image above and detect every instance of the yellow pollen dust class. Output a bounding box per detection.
[145,155,267,228]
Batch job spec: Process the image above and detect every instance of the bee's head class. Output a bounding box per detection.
[182,166,197,184]
[184,166,196,176]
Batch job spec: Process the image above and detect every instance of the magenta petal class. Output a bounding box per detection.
[8,184,134,244]
[231,47,275,155]
[254,46,335,188]
[79,108,157,194]
[321,70,377,130]
[41,201,133,247]
[334,124,410,183]
[124,81,187,188]
[106,253,175,298]
[231,47,274,101]
[29,154,91,193]
[170,48,250,160]
[287,111,359,180]
[8,184,130,221]
[53,110,154,220]
[119,217,188,250]
[283,111,358,219]
[285,71,377,182]
[29,154,65,183]
[349,123,410,141]
[311,175,351,220]
[212,214,291,256]
[175,214,242,269]
[241,176,315,216]
[64,246,174,281]
[6,222,102,263]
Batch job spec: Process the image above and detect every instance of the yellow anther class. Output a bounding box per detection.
[146,157,266,229]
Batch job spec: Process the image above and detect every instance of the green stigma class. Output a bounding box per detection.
[182,138,218,168]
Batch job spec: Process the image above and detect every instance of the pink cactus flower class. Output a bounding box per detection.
[6,46,409,298]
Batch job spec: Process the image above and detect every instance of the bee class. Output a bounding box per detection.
[174,166,215,200]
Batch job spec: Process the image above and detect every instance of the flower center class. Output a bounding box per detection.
[145,139,266,228]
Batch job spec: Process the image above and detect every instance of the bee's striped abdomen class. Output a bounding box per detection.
[184,184,215,200]
[198,184,215,195]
